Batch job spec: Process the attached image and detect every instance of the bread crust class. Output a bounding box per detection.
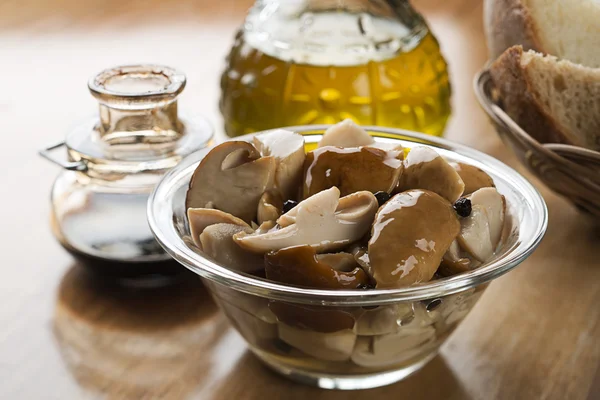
[484,0,544,60]
[489,46,574,146]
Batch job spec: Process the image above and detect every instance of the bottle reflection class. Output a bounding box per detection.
[53,266,227,398]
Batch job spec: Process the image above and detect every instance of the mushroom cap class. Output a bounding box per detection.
[303,146,403,198]
[187,208,249,248]
[234,187,378,254]
[200,223,266,273]
[368,189,460,288]
[399,146,465,203]
[253,130,306,201]
[186,141,277,223]
[265,245,370,290]
[451,162,495,195]
[318,119,375,148]
[256,190,283,225]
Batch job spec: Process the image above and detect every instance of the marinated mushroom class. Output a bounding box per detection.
[470,187,505,248]
[303,146,403,198]
[186,141,276,223]
[352,325,436,368]
[214,289,277,324]
[399,146,465,203]
[219,300,278,347]
[457,205,494,262]
[451,162,495,195]
[368,190,460,288]
[234,187,378,254]
[354,303,413,336]
[187,208,249,248]
[269,302,356,333]
[318,119,375,148]
[348,244,374,279]
[265,245,370,289]
[278,324,357,362]
[438,240,474,277]
[257,191,283,225]
[253,130,306,200]
[200,223,265,273]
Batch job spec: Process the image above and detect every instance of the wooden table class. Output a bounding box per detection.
[1,0,599,398]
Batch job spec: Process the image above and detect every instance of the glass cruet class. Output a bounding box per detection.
[220,0,451,137]
[40,65,213,280]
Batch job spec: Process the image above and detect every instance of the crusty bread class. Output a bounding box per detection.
[489,46,600,151]
[484,0,600,68]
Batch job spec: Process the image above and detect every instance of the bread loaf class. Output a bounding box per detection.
[484,0,600,68]
[489,46,600,151]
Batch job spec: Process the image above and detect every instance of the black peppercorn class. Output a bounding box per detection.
[356,282,375,290]
[453,198,472,217]
[426,298,443,311]
[374,191,391,206]
[282,200,298,213]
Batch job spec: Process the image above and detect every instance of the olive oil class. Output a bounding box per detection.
[220,11,451,138]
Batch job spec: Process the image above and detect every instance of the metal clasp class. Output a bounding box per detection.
[39,141,87,171]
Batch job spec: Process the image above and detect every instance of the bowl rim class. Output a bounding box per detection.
[148,125,548,306]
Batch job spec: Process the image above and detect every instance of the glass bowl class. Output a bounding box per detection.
[147,126,548,390]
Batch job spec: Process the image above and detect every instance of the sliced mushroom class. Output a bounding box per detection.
[186,141,276,223]
[318,119,375,148]
[200,223,266,273]
[373,326,436,365]
[278,324,356,362]
[219,300,277,347]
[351,325,436,368]
[213,289,277,324]
[370,142,406,154]
[438,240,473,277]
[348,244,374,279]
[399,146,465,203]
[253,129,306,200]
[368,190,460,288]
[303,146,403,198]
[457,205,494,262]
[374,325,436,355]
[265,246,370,290]
[436,289,480,327]
[269,302,356,333]
[257,191,283,225]
[187,208,249,248]
[316,253,361,272]
[234,187,378,254]
[354,303,413,336]
[451,162,495,195]
[470,187,505,248]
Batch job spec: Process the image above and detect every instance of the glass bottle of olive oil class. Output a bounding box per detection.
[220,0,451,137]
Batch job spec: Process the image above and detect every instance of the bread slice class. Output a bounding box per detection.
[489,46,600,151]
[484,0,600,68]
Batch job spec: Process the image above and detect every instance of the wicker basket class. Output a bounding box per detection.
[474,69,600,217]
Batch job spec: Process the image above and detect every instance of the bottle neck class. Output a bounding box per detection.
[98,100,182,146]
[303,0,422,25]
[246,0,427,67]
[89,65,187,147]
